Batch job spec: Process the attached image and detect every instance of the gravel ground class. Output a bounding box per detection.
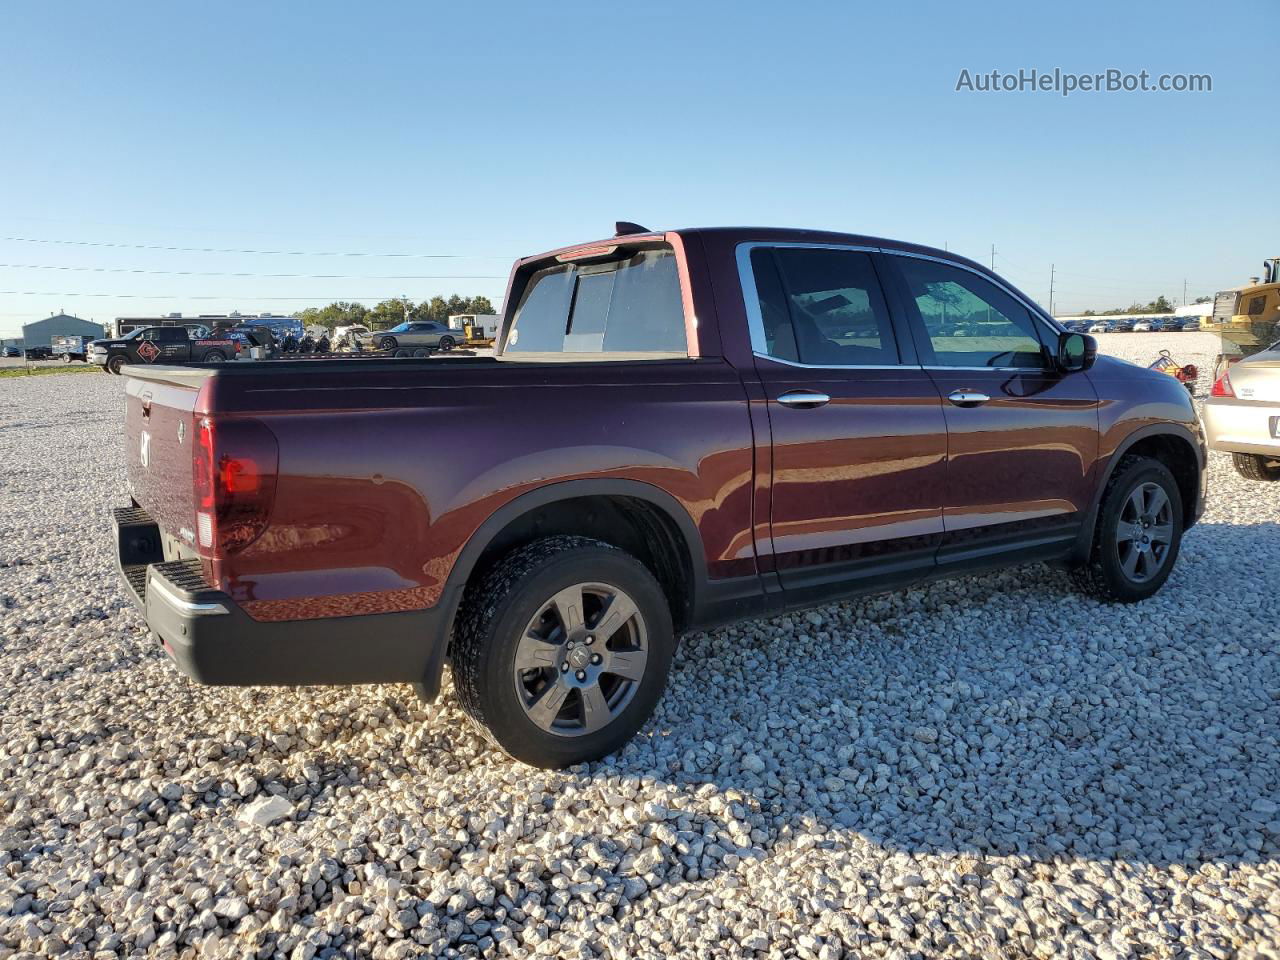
[1,334,1278,960]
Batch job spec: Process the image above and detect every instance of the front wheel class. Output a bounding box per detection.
[438,336,455,352]
[1069,455,1184,603]
[451,536,675,768]
[379,337,397,352]
[1233,453,1280,482]
[106,356,126,375]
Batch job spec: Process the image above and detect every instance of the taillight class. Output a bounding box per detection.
[192,416,278,557]
[1210,369,1234,398]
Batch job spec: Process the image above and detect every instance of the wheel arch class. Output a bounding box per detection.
[416,479,708,700]
[1070,423,1204,564]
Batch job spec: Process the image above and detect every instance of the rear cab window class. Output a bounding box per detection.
[502,246,688,358]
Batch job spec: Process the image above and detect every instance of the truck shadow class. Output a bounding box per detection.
[608,520,1280,872]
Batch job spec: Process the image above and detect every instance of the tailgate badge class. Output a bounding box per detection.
[140,430,150,468]
[177,420,185,444]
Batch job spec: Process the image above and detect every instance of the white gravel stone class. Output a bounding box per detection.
[1,341,1278,958]
[237,794,294,827]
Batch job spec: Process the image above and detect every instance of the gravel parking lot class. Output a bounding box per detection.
[1,333,1278,959]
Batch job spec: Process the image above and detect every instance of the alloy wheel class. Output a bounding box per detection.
[512,582,648,737]
[1115,481,1174,583]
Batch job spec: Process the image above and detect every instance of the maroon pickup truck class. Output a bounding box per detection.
[114,224,1206,767]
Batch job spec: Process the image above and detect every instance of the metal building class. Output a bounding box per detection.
[21,312,105,347]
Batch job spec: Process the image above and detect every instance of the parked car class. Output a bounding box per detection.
[1204,348,1280,481]
[110,223,1206,768]
[1133,318,1159,332]
[1179,319,1203,332]
[90,326,242,374]
[1087,320,1113,333]
[23,345,52,360]
[1112,319,1136,332]
[51,334,94,362]
[359,321,459,354]
[2,346,20,358]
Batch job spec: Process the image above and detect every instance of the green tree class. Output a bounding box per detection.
[296,293,497,331]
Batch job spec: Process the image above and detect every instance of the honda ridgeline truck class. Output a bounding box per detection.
[112,224,1206,767]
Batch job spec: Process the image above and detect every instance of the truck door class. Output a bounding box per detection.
[740,244,949,608]
[879,252,1099,570]
[153,327,192,362]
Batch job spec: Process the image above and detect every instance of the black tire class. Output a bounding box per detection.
[438,336,455,352]
[106,355,126,376]
[379,336,397,351]
[1069,455,1184,603]
[451,536,675,768]
[1232,453,1280,482]
[203,350,226,363]
[393,348,412,358]
[61,353,72,363]
[412,347,429,358]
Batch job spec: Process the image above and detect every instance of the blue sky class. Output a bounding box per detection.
[1,0,1273,336]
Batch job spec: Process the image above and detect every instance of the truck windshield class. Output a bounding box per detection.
[506,247,686,355]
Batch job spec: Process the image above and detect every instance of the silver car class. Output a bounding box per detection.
[360,321,459,353]
[1204,347,1280,480]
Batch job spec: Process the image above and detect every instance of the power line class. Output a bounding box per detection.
[0,262,506,280]
[0,235,514,260]
[0,290,504,300]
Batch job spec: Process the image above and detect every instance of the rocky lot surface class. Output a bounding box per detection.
[1,333,1278,959]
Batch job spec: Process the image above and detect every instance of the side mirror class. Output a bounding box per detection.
[1057,331,1096,373]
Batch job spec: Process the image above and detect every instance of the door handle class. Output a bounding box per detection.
[776,390,831,409]
[947,390,990,407]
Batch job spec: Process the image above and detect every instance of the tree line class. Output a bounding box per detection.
[294,295,497,331]
[1078,295,1184,316]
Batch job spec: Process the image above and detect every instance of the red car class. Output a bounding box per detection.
[113,224,1206,767]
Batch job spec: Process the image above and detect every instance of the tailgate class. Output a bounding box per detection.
[125,372,200,548]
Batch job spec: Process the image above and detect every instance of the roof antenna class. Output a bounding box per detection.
[614,221,650,236]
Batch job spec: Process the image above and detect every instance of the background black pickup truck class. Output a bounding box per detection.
[91,326,241,374]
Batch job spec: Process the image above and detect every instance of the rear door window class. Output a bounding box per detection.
[505,248,687,355]
[748,246,900,366]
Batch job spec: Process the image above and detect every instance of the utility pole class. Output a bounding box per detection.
[1182,279,1187,307]
[990,244,996,270]
[1049,264,1056,316]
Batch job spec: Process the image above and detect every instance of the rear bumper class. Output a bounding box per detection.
[1203,398,1280,458]
[113,506,450,690]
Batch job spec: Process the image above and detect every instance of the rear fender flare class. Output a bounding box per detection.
[416,479,707,700]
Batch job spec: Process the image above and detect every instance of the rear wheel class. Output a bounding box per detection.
[451,536,675,768]
[106,355,126,375]
[1232,452,1280,482]
[412,347,429,358]
[393,348,412,358]
[203,351,226,363]
[1070,455,1184,603]
[61,353,72,363]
